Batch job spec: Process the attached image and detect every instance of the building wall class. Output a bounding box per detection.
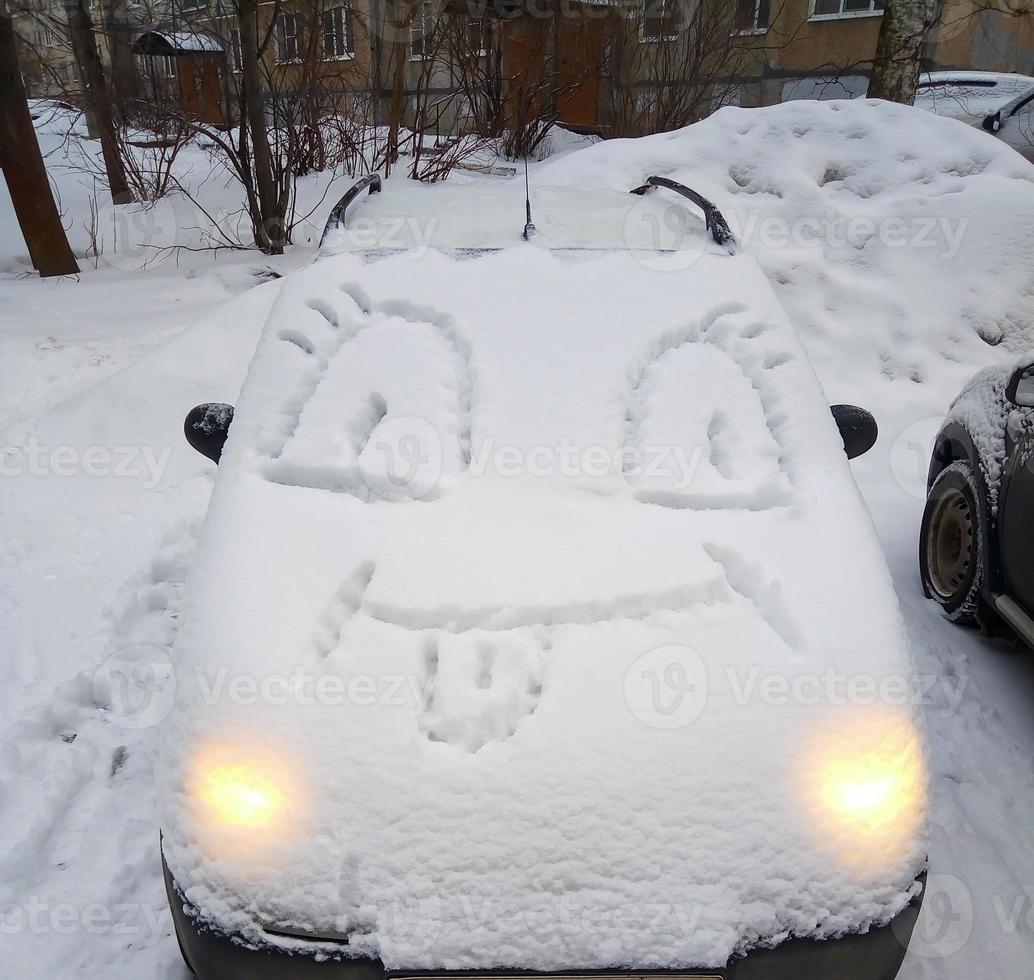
[747,0,1034,107]
[14,0,1034,129]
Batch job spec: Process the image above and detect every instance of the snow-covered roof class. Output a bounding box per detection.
[135,30,223,54]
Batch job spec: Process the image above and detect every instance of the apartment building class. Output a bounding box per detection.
[13,0,1034,132]
[742,0,1034,106]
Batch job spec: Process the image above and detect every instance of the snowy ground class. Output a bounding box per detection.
[1,101,1033,977]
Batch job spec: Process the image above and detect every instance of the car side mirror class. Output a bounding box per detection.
[184,403,235,463]
[831,404,878,460]
[1006,361,1034,408]
[983,110,1002,133]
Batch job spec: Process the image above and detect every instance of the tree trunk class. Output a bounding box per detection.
[65,0,132,203]
[238,0,283,254]
[100,0,138,111]
[0,13,80,276]
[867,0,941,104]
[386,36,407,169]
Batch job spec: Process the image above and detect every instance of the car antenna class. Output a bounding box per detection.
[522,155,536,241]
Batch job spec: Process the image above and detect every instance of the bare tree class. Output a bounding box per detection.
[63,0,132,203]
[97,0,137,109]
[868,0,941,103]
[444,6,591,159]
[237,0,284,251]
[603,0,796,138]
[0,10,79,276]
[445,9,506,138]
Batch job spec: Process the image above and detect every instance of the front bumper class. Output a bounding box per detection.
[164,852,923,980]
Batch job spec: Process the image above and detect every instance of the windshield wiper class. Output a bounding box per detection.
[319,174,382,248]
[631,176,737,253]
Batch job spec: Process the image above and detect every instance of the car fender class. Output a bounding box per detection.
[928,418,1002,595]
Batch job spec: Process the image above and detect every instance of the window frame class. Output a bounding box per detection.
[229,25,243,73]
[275,10,300,64]
[323,4,355,61]
[465,15,488,58]
[809,0,885,21]
[410,0,434,61]
[640,0,679,43]
[734,0,771,34]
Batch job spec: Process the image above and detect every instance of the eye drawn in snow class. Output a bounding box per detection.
[623,304,794,510]
[261,284,474,501]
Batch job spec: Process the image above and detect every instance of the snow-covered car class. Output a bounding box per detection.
[916,71,1034,162]
[920,354,1034,646]
[162,177,927,979]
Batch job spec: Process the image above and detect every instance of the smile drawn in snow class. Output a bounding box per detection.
[305,549,804,753]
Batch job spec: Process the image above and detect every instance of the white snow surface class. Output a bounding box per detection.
[157,239,927,970]
[3,99,1034,978]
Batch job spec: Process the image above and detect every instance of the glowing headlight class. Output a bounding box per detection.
[807,710,926,868]
[198,762,286,829]
[187,743,303,855]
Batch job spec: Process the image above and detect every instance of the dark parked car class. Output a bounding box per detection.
[920,355,1034,644]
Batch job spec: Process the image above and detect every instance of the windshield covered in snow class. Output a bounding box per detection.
[319,182,715,254]
[916,72,1034,122]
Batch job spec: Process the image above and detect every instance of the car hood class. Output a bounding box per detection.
[159,244,926,970]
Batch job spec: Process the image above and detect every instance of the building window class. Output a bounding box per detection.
[735,0,771,32]
[323,5,354,59]
[466,16,487,57]
[641,0,678,43]
[276,11,299,63]
[812,0,884,17]
[33,21,57,48]
[410,0,434,60]
[230,26,242,72]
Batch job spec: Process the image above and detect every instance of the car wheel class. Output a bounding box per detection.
[920,460,987,624]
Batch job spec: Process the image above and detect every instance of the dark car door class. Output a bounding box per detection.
[998,410,1034,613]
